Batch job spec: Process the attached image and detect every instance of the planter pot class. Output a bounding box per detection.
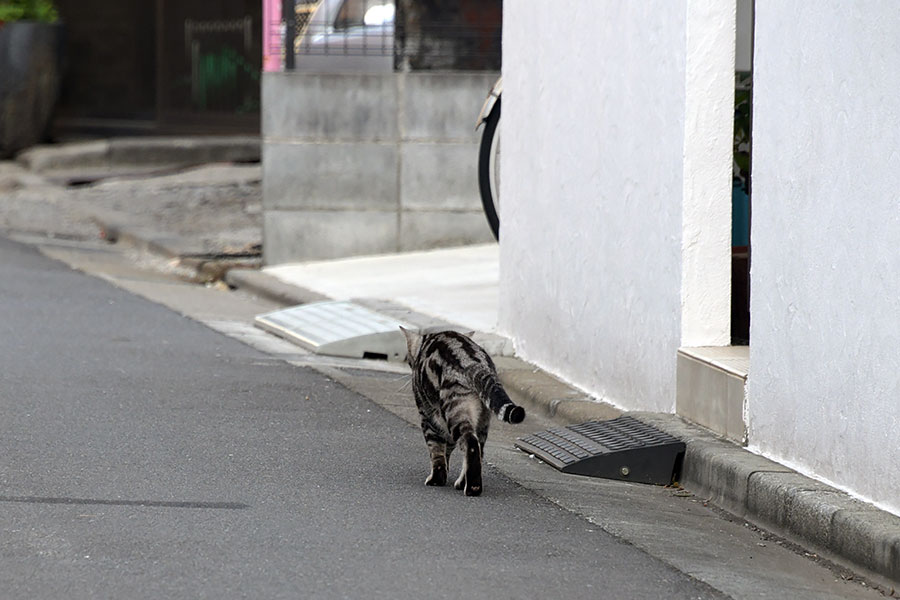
[0,21,64,158]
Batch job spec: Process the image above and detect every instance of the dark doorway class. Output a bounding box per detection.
[54,0,158,127]
[731,0,753,345]
[156,0,261,132]
[52,0,260,136]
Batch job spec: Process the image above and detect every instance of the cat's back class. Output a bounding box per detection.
[419,330,494,373]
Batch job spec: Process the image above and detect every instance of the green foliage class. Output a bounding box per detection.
[734,72,752,189]
[186,47,260,113]
[0,0,59,23]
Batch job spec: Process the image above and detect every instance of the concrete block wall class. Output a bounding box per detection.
[262,71,496,264]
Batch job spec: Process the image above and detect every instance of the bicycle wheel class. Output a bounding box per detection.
[478,96,501,241]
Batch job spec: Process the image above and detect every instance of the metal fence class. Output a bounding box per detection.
[273,0,501,72]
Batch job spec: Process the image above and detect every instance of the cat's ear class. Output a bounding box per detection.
[399,326,423,359]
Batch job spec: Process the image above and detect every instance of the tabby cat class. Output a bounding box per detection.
[401,327,525,496]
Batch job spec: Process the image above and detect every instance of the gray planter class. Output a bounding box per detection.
[0,21,63,158]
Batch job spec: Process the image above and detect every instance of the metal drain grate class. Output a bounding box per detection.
[515,416,685,485]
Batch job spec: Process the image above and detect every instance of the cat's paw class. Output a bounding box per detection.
[425,466,447,486]
[464,483,482,497]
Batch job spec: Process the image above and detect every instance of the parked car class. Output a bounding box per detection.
[294,0,395,72]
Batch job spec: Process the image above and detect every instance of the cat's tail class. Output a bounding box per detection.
[477,371,525,424]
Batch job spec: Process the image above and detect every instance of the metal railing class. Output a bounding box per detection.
[274,0,501,71]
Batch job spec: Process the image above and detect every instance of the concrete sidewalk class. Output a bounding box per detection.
[2,138,898,589]
[1,137,263,279]
[266,244,501,335]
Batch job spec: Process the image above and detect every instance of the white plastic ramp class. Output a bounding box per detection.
[254,300,412,361]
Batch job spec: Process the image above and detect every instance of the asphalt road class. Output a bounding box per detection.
[0,236,723,598]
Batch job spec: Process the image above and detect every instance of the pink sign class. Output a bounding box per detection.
[262,0,282,71]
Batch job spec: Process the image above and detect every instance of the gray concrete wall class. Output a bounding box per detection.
[262,71,496,264]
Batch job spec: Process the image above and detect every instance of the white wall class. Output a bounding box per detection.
[500,2,686,411]
[749,2,900,515]
[682,0,735,347]
[500,2,733,411]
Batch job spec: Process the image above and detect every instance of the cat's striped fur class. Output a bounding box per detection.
[401,327,525,496]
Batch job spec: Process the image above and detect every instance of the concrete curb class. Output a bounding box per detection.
[93,220,183,259]
[93,219,262,284]
[17,136,260,173]
[226,268,330,306]
[635,412,900,587]
[229,268,900,588]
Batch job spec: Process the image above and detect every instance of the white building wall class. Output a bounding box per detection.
[749,2,900,515]
[682,0,735,347]
[500,2,734,411]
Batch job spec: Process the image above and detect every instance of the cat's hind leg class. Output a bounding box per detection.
[420,418,450,486]
[425,438,449,486]
[453,432,482,496]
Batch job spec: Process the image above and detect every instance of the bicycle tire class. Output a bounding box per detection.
[478,96,501,241]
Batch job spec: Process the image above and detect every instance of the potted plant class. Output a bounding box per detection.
[0,0,63,158]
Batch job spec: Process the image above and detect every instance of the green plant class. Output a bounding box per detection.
[733,72,752,190]
[0,0,58,23]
